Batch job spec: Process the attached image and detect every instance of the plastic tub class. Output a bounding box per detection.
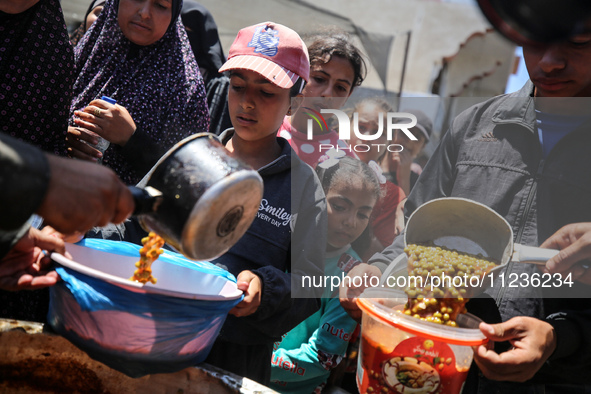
[48,239,243,377]
[356,288,487,394]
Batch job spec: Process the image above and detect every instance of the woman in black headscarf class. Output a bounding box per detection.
[181,0,231,135]
[69,0,106,46]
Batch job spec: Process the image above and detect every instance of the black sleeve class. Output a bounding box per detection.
[0,134,50,231]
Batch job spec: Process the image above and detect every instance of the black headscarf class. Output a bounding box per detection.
[86,0,107,20]
[180,1,231,135]
[69,0,106,46]
[181,0,226,83]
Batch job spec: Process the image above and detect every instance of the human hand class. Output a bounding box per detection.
[73,99,136,147]
[41,225,85,244]
[540,222,591,285]
[66,125,103,162]
[0,226,65,291]
[36,154,134,234]
[229,270,262,317]
[473,317,556,382]
[339,263,382,323]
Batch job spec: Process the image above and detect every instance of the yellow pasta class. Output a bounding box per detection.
[130,232,165,284]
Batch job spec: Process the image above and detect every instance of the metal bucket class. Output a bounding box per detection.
[130,133,264,261]
[404,197,559,275]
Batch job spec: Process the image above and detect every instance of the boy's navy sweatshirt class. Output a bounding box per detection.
[215,129,327,345]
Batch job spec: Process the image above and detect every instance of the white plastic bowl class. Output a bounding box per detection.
[48,239,242,377]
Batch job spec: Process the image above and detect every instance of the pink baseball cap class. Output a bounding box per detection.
[219,21,310,89]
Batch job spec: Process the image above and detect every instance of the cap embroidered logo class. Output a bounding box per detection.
[248,25,279,57]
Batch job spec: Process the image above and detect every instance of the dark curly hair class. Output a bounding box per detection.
[305,29,367,90]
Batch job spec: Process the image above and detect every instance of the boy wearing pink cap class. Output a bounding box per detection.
[206,22,327,385]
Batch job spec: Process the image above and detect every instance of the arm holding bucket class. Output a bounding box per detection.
[473,317,557,382]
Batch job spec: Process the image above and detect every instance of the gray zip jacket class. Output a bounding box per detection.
[370,81,591,389]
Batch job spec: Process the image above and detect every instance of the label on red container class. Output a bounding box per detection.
[357,335,469,394]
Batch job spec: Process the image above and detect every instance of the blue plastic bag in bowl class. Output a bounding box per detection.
[48,239,242,377]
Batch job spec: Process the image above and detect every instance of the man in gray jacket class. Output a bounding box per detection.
[342,19,591,393]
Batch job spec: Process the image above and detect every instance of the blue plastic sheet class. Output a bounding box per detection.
[48,239,242,377]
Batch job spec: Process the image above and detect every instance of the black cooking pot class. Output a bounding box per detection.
[129,133,263,261]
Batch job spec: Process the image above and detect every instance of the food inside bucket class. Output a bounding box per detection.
[402,244,497,326]
[130,232,165,284]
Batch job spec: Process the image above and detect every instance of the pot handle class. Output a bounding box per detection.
[512,243,559,265]
[129,186,164,216]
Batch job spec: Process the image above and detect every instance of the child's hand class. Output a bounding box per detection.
[229,270,262,317]
[339,263,382,323]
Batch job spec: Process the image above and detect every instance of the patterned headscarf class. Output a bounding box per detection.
[0,0,74,157]
[70,0,210,185]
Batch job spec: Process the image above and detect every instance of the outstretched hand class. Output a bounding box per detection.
[0,227,65,291]
[37,154,134,234]
[540,222,591,284]
[473,317,556,382]
[339,263,382,323]
[229,270,262,317]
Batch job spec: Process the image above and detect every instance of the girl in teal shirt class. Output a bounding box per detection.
[270,153,382,393]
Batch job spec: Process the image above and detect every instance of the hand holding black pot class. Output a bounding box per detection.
[129,133,263,261]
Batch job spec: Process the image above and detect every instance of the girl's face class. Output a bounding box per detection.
[326,180,377,251]
[303,55,355,110]
[85,5,104,31]
[118,0,172,46]
[349,102,389,163]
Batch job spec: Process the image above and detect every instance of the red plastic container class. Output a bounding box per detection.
[356,289,487,394]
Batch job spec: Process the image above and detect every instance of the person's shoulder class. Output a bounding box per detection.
[455,80,534,122]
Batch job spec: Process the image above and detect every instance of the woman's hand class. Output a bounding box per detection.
[73,98,136,147]
[66,125,102,161]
